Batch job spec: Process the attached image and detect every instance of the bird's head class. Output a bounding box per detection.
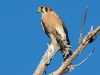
[37,6,53,14]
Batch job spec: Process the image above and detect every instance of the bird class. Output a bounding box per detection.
[37,6,73,63]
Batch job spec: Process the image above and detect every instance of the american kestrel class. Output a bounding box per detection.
[37,6,73,61]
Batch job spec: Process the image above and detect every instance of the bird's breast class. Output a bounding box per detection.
[42,12,62,33]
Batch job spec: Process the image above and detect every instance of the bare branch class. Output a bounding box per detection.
[50,26,100,75]
[74,48,95,67]
[79,6,88,45]
[33,39,60,75]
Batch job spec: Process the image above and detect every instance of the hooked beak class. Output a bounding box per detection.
[37,9,40,13]
[37,10,39,13]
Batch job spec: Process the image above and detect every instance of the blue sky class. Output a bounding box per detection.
[0,0,100,75]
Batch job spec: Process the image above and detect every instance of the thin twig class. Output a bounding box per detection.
[74,48,95,67]
[79,6,88,45]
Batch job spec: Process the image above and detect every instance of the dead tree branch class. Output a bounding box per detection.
[50,26,100,75]
[33,39,60,75]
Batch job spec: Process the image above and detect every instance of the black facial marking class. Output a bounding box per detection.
[45,7,48,12]
[41,7,44,13]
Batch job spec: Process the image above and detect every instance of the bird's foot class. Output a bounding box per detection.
[67,64,74,72]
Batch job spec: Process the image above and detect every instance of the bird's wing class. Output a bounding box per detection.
[41,20,50,38]
[57,14,70,45]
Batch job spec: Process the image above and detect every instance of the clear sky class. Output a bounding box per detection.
[0,0,100,75]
